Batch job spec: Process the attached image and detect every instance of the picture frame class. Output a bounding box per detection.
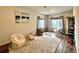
[15,16,21,23]
[15,9,30,23]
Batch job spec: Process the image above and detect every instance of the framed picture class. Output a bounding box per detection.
[21,16,26,23]
[15,16,21,23]
[15,8,30,23]
[26,17,30,23]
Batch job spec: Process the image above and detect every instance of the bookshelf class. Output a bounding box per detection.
[67,16,75,45]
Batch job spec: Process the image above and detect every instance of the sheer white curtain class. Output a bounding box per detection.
[51,19,63,32]
[38,19,45,31]
[38,20,45,29]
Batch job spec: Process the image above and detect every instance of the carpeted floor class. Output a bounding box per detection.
[9,32,76,53]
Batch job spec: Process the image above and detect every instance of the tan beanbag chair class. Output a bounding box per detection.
[10,33,26,48]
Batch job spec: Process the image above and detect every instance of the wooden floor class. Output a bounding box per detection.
[65,39,76,53]
[59,35,76,53]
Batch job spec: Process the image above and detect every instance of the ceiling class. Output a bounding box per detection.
[21,6,73,15]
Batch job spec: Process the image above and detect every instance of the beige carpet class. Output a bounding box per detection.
[9,32,76,53]
[10,32,62,53]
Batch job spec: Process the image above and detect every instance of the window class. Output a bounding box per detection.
[38,19,45,29]
[51,19,63,32]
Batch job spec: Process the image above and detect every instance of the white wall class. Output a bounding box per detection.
[0,7,43,42]
[73,7,79,52]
